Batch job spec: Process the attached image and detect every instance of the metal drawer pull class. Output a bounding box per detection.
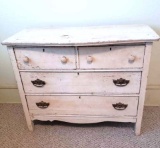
[36,101,50,109]
[112,102,128,110]
[87,56,93,63]
[31,79,46,87]
[113,78,129,87]
[61,56,67,64]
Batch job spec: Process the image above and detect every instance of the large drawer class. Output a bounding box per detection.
[14,47,76,70]
[27,96,138,116]
[78,45,145,69]
[21,72,141,94]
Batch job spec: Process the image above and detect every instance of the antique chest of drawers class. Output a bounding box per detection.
[2,25,159,135]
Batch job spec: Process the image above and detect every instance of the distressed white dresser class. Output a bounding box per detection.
[2,25,159,135]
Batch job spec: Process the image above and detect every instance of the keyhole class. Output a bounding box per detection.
[79,96,81,99]
[77,73,79,75]
[110,48,112,51]
[43,49,45,52]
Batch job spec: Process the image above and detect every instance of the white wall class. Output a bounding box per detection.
[0,0,160,105]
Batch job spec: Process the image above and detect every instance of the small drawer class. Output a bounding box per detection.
[78,45,145,69]
[14,47,76,70]
[21,72,141,94]
[27,96,138,116]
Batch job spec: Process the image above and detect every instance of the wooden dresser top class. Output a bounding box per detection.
[2,25,159,46]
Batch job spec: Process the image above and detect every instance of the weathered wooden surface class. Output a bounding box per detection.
[79,45,145,69]
[2,25,159,46]
[21,72,141,94]
[3,25,159,135]
[135,43,152,135]
[14,47,76,69]
[27,96,138,116]
[31,115,136,123]
[7,47,34,131]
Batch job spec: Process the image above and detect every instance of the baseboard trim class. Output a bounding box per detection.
[0,102,21,104]
[147,85,160,90]
[0,85,17,89]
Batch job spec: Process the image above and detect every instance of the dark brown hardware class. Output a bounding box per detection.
[112,102,128,110]
[31,79,46,87]
[36,101,50,109]
[113,78,129,87]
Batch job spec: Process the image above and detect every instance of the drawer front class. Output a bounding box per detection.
[78,45,145,69]
[14,47,76,69]
[21,72,141,94]
[27,96,138,116]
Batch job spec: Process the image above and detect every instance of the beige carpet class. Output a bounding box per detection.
[0,104,160,148]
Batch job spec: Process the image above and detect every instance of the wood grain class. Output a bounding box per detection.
[3,25,159,134]
[7,47,34,131]
[27,96,138,116]
[135,43,152,135]
[31,115,136,123]
[79,45,145,69]
[2,25,159,46]
[20,72,141,94]
[14,47,76,70]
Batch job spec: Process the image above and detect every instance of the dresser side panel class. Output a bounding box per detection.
[7,47,34,131]
[135,43,152,135]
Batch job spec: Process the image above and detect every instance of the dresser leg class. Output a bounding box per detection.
[27,121,34,131]
[135,122,141,136]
